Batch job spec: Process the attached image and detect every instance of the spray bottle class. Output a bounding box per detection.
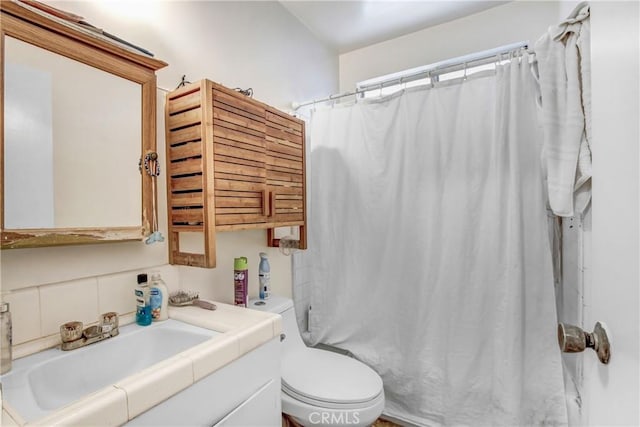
[234,257,248,307]
[259,253,271,300]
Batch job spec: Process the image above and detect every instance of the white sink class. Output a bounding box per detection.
[1,319,220,422]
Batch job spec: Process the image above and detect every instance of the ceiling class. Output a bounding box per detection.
[280,1,509,53]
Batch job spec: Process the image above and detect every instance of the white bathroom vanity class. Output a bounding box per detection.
[1,303,282,426]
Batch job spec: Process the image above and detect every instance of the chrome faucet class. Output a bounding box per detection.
[60,312,119,351]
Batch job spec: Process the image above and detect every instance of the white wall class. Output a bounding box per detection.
[339,1,572,92]
[67,1,337,112]
[585,2,639,425]
[1,1,337,349]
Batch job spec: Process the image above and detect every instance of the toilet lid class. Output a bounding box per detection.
[281,348,383,406]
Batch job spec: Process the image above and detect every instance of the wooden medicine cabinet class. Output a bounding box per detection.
[0,1,167,249]
[165,80,307,268]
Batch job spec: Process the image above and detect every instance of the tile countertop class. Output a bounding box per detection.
[1,302,282,427]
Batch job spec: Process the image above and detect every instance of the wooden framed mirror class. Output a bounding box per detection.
[1,2,167,249]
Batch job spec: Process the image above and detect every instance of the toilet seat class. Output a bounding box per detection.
[283,386,384,410]
[281,347,383,409]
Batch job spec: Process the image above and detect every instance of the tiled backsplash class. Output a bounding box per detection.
[2,238,295,360]
[2,265,180,357]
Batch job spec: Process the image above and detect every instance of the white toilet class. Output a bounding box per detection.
[249,296,385,427]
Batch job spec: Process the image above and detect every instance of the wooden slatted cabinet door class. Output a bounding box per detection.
[165,82,211,267]
[265,107,307,248]
[212,84,269,230]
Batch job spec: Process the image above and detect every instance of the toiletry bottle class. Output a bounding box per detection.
[234,257,248,307]
[135,274,152,326]
[0,302,12,374]
[259,253,271,300]
[149,272,169,321]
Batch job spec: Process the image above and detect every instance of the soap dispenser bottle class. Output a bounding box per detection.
[149,272,168,321]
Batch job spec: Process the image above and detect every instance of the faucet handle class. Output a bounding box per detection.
[60,321,83,342]
[100,312,119,336]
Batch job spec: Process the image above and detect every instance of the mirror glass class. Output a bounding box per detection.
[3,36,141,229]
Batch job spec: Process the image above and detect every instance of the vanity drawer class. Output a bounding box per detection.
[125,337,280,426]
[214,379,280,426]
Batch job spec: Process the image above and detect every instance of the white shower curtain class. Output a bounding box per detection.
[298,55,568,426]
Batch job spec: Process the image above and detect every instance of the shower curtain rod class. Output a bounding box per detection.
[292,41,530,110]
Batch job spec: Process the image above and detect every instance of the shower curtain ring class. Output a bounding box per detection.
[329,94,336,108]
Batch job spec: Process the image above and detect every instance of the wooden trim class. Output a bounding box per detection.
[0,2,167,71]
[299,119,308,249]
[141,78,157,237]
[1,14,154,83]
[1,227,142,249]
[171,252,207,268]
[171,225,204,232]
[267,228,276,247]
[219,220,304,232]
[165,88,175,264]
[202,80,217,268]
[168,231,180,265]
[298,225,307,249]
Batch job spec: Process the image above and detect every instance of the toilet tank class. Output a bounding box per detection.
[248,296,305,353]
